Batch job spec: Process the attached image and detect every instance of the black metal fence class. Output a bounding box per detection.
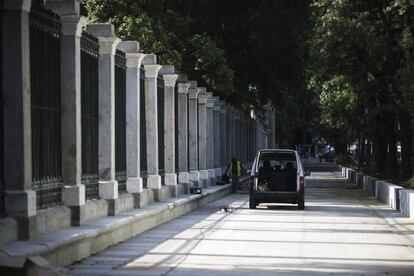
[157,75,165,180]
[30,1,63,210]
[175,86,179,173]
[0,4,4,217]
[140,66,147,187]
[81,31,99,200]
[115,49,127,193]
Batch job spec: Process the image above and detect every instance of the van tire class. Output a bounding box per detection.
[249,200,256,209]
[298,199,305,210]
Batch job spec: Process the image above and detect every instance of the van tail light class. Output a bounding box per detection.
[300,176,305,192]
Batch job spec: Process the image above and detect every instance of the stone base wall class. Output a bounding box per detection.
[376,181,403,210]
[399,190,414,218]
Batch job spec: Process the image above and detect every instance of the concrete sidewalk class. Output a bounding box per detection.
[0,184,232,268]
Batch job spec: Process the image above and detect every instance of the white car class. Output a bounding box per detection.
[249,149,309,209]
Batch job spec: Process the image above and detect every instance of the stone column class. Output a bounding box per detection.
[197,88,209,187]
[206,94,216,186]
[117,41,145,206]
[86,24,120,215]
[188,82,200,186]
[177,78,191,186]
[45,0,85,225]
[142,60,162,190]
[159,66,179,194]
[226,105,232,163]
[213,97,222,180]
[219,101,227,174]
[2,0,37,239]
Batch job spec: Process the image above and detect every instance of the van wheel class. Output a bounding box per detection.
[249,200,256,209]
[298,199,305,210]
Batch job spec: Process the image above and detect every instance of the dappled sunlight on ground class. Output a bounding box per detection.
[69,172,414,275]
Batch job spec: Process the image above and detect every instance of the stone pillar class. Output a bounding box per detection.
[206,94,216,186]
[159,66,179,195]
[219,101,227,174]
[117,42,144,206]
[213,97,222,180]
[86,24,120,215]
[142,60,162,190]
[45,0,85,225]
[226,105,233,163]
[177,78,191,186]
[2,0,37,240]
[188,82,200,186]
[197,88,209,187]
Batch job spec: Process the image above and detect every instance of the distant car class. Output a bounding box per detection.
[249,149,310,210]
[319,152,334,162]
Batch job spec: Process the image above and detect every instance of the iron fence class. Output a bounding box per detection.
[81,31,99,200]
[140,66,147,187]
[115,49,127,193]
[157,75,165,181]
[30,1,63,210]
[175,86,179,173]
[0,5,4,216]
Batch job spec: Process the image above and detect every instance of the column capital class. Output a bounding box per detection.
[220,101,227,114]
[206,93,216,108]
[213,97,221,111]
[163,74,179,87]
[177,74,188,82]
[117,41,146,68]
[144,64,162,78]
[177,82,191,94]
[86,24,120,55]
[188,82,199,99]
[3,0,31,11]
[198,88,209,104]
[45,0,80,15]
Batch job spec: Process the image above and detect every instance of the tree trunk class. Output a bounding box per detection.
[400,110,413,178]
[387,121,398,179]
[375,130,387,174]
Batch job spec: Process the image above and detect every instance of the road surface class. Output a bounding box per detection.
[68,172,414,275]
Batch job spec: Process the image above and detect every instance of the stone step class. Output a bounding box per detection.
[0,184,232,268]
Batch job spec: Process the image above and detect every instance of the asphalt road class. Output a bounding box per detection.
[68,172,414,275]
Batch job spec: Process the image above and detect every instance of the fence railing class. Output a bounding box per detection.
[115,49,127,193]
[157,75,165,181]
[30,1,63,210]
[0,9,4,217]
[139,66,147,187]
[81,31,100,200]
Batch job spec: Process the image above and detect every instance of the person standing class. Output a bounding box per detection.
[225,157,245,192]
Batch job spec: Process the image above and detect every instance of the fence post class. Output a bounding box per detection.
[142,58,162,192]
[213,97,222,181]
[85,23,120,215]
[117,41,145,206]
[176,79,191,188]
[188,82,200,187]
[159,66,179,195]
[206,93,216,186]
[197,88,209,188]
[219,101,227,175]
[45,0,86,226]
[2,0,37,240]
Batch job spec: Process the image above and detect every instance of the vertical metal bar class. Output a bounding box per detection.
[29,1,63,210]
[0,1,4,216]
[81,31,99,200]
[157,75,165,182]
[139,66,147,188]
[115,49,127,193]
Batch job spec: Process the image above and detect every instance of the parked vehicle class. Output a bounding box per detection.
[249,149,309,210]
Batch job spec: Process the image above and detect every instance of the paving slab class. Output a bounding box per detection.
[68,172,414,275]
